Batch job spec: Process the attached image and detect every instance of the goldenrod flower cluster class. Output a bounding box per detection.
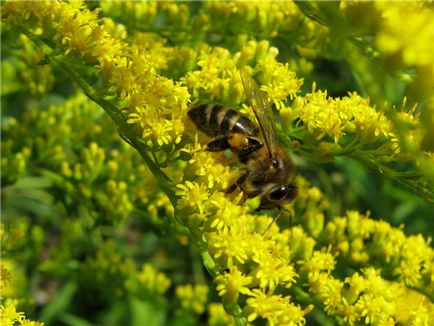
[137,264,171,296]
[341,2,433,100]
[2,1,433,325]
[0,304,44,326]
[175,284,209,315]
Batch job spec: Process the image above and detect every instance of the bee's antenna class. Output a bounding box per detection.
[288,209,293,239]
[262,207,293,237]
[288,209,293,229]
[262,212,281,237]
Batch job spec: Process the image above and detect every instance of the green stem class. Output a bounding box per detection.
[349,151,434,205]
[190,229,247,325]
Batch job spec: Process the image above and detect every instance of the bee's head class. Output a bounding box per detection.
[267,146,294,179]
[258,183,298,210]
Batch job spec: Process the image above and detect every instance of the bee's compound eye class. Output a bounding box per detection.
[269,185,289,201]
[269,184,297,202]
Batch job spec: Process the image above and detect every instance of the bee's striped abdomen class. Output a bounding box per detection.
[188,104,258,137]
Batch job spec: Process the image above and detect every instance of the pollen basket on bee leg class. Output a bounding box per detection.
[228,133,249,149]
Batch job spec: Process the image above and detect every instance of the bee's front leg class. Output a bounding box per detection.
[238,137,263,163]
[226,172,249,194]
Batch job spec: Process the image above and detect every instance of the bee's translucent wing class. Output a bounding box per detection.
[240,69,278,158]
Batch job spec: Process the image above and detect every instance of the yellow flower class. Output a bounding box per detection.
[301,249,336,275]
[248,237,297,292]
[186,150,235,190]
[137,264,171,295]
[175,284,209,315]
[295,89,395,144]
[365,268,403,300]
[258,60,303,105]
[207,230,249,267]
[308,272,344,315]
[206,192,247,233]
[251,256,297,292]
[396,234,433,287]
[215,266,253,302]
[375,3,434,68]
[344,272,367,305]
[183,53,242,103]
[357,294,395,325]
[108,57,146,100]
[0,304,22,326]
[176,181,209,215]
[207,303,235,326]
[55,7,100,56]
[245,289,307,326]
[0,304,44,326]
[395,289,434,325]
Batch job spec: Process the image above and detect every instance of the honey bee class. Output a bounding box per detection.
[188,70,297,211]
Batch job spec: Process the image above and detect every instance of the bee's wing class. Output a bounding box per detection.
[240,69,278,158]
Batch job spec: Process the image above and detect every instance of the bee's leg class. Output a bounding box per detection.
[226,172,249,194]
[244,137,263,154]
[207,137,231,152]
[238,140,263,163]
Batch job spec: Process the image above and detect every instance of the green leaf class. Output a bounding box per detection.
[59,313,95,326]
[12,176,53,189]
[40,282,78,325]
[130,298,166,326]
